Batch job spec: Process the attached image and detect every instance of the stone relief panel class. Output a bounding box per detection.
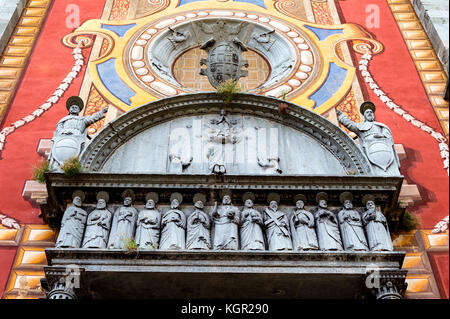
[101,114,347,175]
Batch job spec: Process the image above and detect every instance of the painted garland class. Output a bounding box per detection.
[0,44,85,155]
[358,46,449,176]
[432,215,449,234]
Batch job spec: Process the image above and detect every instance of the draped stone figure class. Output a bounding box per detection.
[240,197,265,251]
[82,194,112,249]
[290,196,318,251]
[107,191,138,249]
[263,197,292,251]
[337,101,400,176]
[211,194,240,250]
[160,194,186,250]
[362,198,393,251]
[314,193,343,251]
[56,191,88,248]
[338,193,368,251]
[186,198,211,250]
[135,196,161,249]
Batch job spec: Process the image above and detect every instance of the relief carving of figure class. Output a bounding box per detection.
[135,193,161,249]
[49,96,107,170]
[108,190,138,249]
[160,193,186,250]
[56,191,88,248]
[240,193,265,251]
[337,101,400,176]
[263,194,292,251]
[252,29,276,51]
[186,194,211,250]
[82,192,112,249]
[337,192,369,251]
[167,27,190,48]
[314,192,343,251]
[362,196,393,251]
[290,195,319,251]
[211,193,240,250]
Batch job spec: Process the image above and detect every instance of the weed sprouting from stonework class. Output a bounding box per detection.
[216,79,241,103]
[61,157,82,177]
[32,159,50,183]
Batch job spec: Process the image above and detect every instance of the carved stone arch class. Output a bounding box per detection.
[80,93,372,175]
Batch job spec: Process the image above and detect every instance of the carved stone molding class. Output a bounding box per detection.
[80,93,373,175]
[365,269,408,299]
[41,266,85,299]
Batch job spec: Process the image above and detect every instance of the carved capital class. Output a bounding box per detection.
[365,270,408,299]
[43,266,84,299]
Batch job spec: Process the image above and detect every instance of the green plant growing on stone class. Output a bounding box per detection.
[60,157,82,177]
[124,237,139,252]
[399,210,420,231]
[347,169,357,175]
[32,159,50,184]
[216,78,240,103]
[280,90,289,101]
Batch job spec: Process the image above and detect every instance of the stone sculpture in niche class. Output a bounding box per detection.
[160,193,186,250]
[290,195,319,251]
[49,96,108,170]
[199,19,249,88]
[135,192,161,249]
[167,27,190,48]
[337,192,368,251]
[240,192,265,251]
[263,193,292,251]
[82,192,112,249]
[56,190,88,248]
[362,195,393,251]
[314,192,343,251]
[186,194,211,250]
[211,191,240,250]
[108,189,138,249]
[205,110,242,175]
[253,29,276,52]
[337,101,400,176]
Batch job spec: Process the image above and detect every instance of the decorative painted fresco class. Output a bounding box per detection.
[0,0,448,299]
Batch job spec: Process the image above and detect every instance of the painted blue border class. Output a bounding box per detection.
[97,59,136,106]
[304,25,343,41]
[101,23,137,37]
[310,63,347,109]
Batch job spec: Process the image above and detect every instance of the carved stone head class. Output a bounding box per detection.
[171,199,180,209]
[366,200,376,210]
[244,199,253,208]
[68,104,81,115]
[343,200,353,210]
[194,200,204,209]
[269,200,278,211]
[364,109,375,122]
[318,199,327,208]
[72,196,83,207]
[222,195,231,205]
[97,199,106,209]
[123,197,132,207]
[146,199,155,209]
[295,200,305,209]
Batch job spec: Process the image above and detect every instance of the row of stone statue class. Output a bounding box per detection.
[56,190,393,252]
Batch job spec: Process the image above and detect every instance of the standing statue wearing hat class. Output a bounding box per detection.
[82,192,112,249]
[56,191,88,248]
[337,193,368,251]
[240,194,265,251]
[314,193,343,251]
[263,194,292,251]
[135,193,161,249]
[290,195,319,251]
[160,193,186,250]
[362,196,393,251]
[108,190,138,249]
[337,101,400,176]
[49,96,108,170]
[186,195,211,250]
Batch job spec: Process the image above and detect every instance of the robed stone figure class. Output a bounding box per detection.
[82,198,112,249]
[290,199,319,251]
[211,195,240,250]
[49,96,107,170]
[56,192,88,248]
[337,101,400,176]
[338,200,369,251]
[135,199,161,249]
[160,198,186,250]
[186,200,211,250]
[263,201,292,251]
[108,195,138,249]
[240,199,265,251]
[314,195,343,251]
[362,200,393,251]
